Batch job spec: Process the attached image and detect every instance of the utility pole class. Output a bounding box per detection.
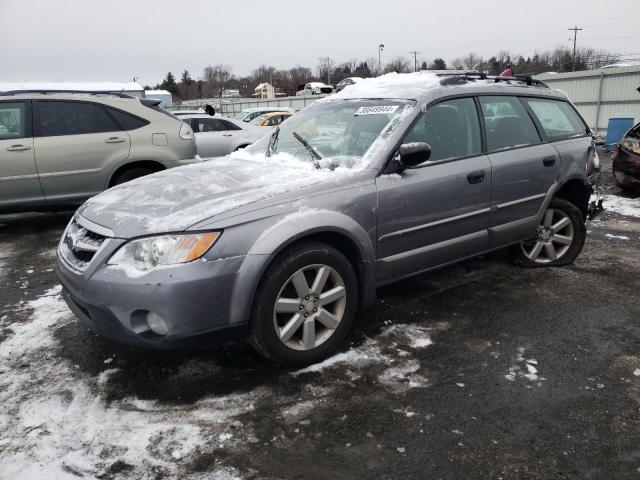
[568,25,582,71]
[409,51,421,72]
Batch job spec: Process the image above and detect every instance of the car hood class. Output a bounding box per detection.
[79,153,374,238]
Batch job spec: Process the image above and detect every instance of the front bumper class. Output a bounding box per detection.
[56,249,252,349]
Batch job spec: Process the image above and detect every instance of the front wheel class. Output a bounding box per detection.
[249,242,358,366]
[514,198,586,267]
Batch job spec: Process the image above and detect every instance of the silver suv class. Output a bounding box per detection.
[56,73,601,366]
[0,91,197,213]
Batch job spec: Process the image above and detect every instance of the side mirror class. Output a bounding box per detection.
[396,142,431,169]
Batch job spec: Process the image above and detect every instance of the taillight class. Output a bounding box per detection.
[179,122,194,140]
[621,134,640,155]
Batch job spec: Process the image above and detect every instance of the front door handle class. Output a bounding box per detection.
[6,144,31,151]
[222,133,233,137]
[543,156,556,167]
[467,170,486,184]
[105,137,126,144]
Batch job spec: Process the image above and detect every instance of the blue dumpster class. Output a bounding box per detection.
[606,117,635,152]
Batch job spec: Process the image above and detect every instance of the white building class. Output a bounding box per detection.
[144,89,173,107]
[253,83,275,99]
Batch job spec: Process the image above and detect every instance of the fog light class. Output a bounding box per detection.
[145,312,168,336]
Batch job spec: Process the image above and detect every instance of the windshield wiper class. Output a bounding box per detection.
[266,126,280,158]
[292,131,321,169]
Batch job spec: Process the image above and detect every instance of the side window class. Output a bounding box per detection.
[479,96,540,152]
[105,107,148,130]
[219,119,242,131]
[404,97,482,162]
[524,98,587,139]
[0,102,27,140]
[196,118,225,132]
[38,101,120,137]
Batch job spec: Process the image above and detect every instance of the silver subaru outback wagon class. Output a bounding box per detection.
[0,91,197,213]
[56,72,600,366]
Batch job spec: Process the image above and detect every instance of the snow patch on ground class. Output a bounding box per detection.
[605,233,631,240]
[0,286,265,478]
[504,347,545,384]
[600,194,640,218]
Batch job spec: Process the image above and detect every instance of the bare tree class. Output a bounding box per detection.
[384,56,411,74]
[317,57,336,83]
[462,53,483,70]
[450,57,465,70]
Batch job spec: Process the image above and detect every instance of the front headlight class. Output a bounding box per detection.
[107,232,221,272]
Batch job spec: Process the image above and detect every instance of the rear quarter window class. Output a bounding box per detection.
[524,98,588,139]
[106,107,149,130]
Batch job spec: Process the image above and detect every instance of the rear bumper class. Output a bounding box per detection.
[612,147,640,190]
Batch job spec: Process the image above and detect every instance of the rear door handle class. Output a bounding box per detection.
[6,144,31,151]
[543,156,556,167]
[105,137,126,144]
[222,133,233,137]
[467,170,486,184]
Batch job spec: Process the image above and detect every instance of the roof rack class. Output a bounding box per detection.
[0,89,136,98]
[438,73,548,88]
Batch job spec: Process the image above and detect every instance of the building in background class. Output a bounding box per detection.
[0,82,145,97]
[144,89,172,107]
[535,65,640,137]
[222,89,241,98]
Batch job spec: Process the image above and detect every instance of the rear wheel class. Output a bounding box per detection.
[514,198,586,267]
[111,167,157,186]
[249,242,358,366]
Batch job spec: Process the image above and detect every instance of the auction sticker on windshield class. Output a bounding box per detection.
[354,105,399,116]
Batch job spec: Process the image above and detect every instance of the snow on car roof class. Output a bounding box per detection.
[327,72,441,100]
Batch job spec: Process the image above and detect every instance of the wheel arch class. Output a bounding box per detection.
[107,160,166,187]
[230,213,377,327]
[553,177,593,220]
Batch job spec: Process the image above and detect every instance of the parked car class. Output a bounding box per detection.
[612,121,640,192]
[250,111,294,127]
[57,73,600,366]
[180,114,268,157]
[235,107,295,123]
[296,82,334,96]
[335,77,363,92]
[0,91,197,213]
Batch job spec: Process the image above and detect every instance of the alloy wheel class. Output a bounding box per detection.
[520,208,574,263]
[273,264,347,351]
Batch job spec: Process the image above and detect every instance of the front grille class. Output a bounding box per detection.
[59,218,108,271]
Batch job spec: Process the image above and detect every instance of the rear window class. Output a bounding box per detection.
[524,98,587,139]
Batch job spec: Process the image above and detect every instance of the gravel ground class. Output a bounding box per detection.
[0,152,639,479]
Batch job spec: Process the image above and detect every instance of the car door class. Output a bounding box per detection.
[0,100,44,209]
[523,96,593,189]
[478,96,561,246]
[191,118,234,157]
[33,100,130,202]
[375,97,492,282]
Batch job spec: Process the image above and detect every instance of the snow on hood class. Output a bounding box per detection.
[327,71,441,100]
[79,152,368,238]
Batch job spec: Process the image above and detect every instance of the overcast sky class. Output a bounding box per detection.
[1,0,639,86]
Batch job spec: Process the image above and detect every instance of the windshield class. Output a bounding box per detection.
[244,99,413,169]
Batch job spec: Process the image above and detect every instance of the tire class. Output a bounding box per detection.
[514,198,586,268]
[249,242,358,366]
[111,167,157,186]
[234,144,250,151]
